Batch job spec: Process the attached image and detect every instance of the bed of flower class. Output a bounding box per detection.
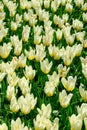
[0,0,87,130]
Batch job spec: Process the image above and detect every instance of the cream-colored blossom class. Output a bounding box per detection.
[10,95,19,113]
[62,14,69,23]
[56,29,63,40]
[18,53,27,68]
[11,117,30,130]
[74,0,84,7]
[0,72,6,82]
[84,117,87,130]
[40,58,52,74]
[0,123,8,130]
[80,56,87,79]
[24,65,36,80]
[66,34,75,45]
[18,93,37,114]
[82,3,87,11]
[59,89,73,108]
[18,76,31,95]
[11,21,18,31]
[72,19,83,31]
[79,85,87,101]
[61,76,77,91]
[6,85,15,101]
[34,34,42,45]
[25,47,35,60]
[57,64,70,78]
[65,3,73,13]
[0,42,12,59]
[77,103,87,119]
[35,44,46,62]
[44,0,50,9]
[48,45,61,60]
[44,81,56,97]
[7,72,19,87]
[76,31,85,42]
[22,25,30,42]
[69,114,82,130]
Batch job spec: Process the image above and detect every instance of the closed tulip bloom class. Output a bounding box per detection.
[22,25,30,42]
[11,117,30,130]
[56,29,63,40]
[0,72,6,82]
[0,123,8,130]
[69,114,82,130]
[59,89,73,108]
[61,76,77,91]
[25,47,35,60]
[79,85,87,101]
[6,85,15,101]
[24,65,36,80]
[84,117,87,130]
[72,19,83,31]
[18,54,27,68]
[57,64,70,78]
[10,95,19,113]
[40,58,52,74]
[77,103,87,119]
[18,76,31,95]
[11,21,18,31]
[0,42,12,59]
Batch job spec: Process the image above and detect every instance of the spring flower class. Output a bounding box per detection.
[59,89,73,108]
[34,25,42,35]
[25,47,35,60]
[18,53,27,68]
[11,117,30,130]
[22,25,30,42]
[44,81,56,96]
[51,1,58,12]
[56,29,63,40]
[24,65,36,80]
[0,42,12,59]
[82,39,87,48]
[54,15,64,28]
[84,117,87,130]
[40,58,52,74]
[48,44,61,60]
[79,85,87,101]
[18,76,31,95]
[35,44,46,62]
[37,104,51,118]
[0,123,8,130]
[34,103,59,130]
[82,3,87,11]
[6,85,15,101]
[57,64,70,78]
[61,46,75,66]
[0,72,6,82]
[10,95,19,113]
[76,31,85,42]
[11,21,18,31]
[44,0,50,9]
[69,114,82,130]
[29,15,37,27]
[62,14,69,23]
[15,13,22,25]
[73,44,83,57]
[66,34,75,45]
[83,12,87,22]
[48,71,60,87]
[77,103,87,119]
[72,19,83,31]
[34,34,42,45]
[74,0,84,7]
[80,56,87,79]
[10,35,22,56]
[18,93,37,114]
[7,72,19,87]
[61,76,77,91]
[63,25,71,38]
[65,3,73,13]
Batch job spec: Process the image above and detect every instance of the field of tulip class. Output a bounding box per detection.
[0,0,87,130]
